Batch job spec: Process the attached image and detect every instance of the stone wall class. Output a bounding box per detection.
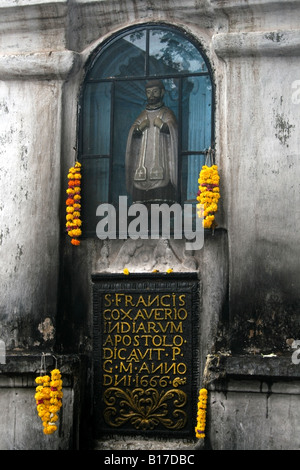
[0,0,299,450]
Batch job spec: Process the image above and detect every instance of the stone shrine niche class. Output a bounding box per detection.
[92,272,199,438]
[79,24,213,237]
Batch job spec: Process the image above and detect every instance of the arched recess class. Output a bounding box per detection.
[78,24,215,236]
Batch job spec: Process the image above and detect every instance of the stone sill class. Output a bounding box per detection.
[211,354,300,382]
[210,0,300,11]
[0,353,86,387]
[213,29,300,58]
[0,50,80,81]
[225,355,300,378]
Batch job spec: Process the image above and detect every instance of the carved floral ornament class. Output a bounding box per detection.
[103,387,187,431]
[102,385,208,437]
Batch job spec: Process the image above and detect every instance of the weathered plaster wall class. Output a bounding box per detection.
[0,0,299,450]
[0,79,63,350]
[213,24,300,354]
[206,355,300,450]
[0,354,87,450]
[210,379,300,450]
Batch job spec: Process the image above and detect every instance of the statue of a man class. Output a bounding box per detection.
[125,80,178,204]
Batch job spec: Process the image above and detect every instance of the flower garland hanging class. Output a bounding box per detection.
[35,369,63,435]
[196,148,220,230]
[66,161,82,246]
[195,388,208,439]
[197,164,220,229]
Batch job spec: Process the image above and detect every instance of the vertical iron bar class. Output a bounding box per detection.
[108,81,115,203]
[145,28,150,77]
[178,77,183,205]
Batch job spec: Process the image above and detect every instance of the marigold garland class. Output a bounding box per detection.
[195,388,208,439]
[66,161,82,245]
[35,369,63,435]
[197,164,220,229]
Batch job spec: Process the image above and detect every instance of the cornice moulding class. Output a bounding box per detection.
[0,50,81,80]
[209,0,300,10]
[213,29,300,58]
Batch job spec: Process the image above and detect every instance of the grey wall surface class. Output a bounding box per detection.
[0,0,299,450]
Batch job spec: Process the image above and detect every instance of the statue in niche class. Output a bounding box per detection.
[125,80,178,204]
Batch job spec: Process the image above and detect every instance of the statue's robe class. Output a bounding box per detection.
[125,105,178,203]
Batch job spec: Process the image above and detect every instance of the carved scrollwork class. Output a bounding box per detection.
[103,387,187,430]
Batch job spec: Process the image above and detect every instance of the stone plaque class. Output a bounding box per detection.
[92,272,199,438]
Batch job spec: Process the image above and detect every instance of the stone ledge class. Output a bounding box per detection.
[210,0,300,9]
[0,50,81,80]
[213,29,300,57]
[0,0,67,19]
[208,354,300,386]
[0,353,84,383]
[224,355,300,378]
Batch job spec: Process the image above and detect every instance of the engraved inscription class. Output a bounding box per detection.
[92,273,199,438]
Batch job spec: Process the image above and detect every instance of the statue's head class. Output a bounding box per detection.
[145,80,165,106]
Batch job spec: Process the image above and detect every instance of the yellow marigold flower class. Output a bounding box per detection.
[43,425,57,435]
[71,228,81,237]
[123,268,129,275]
[50,379,62,388]
[73,218,82,227]
[49,405,59,413]
[166,268,173,273]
